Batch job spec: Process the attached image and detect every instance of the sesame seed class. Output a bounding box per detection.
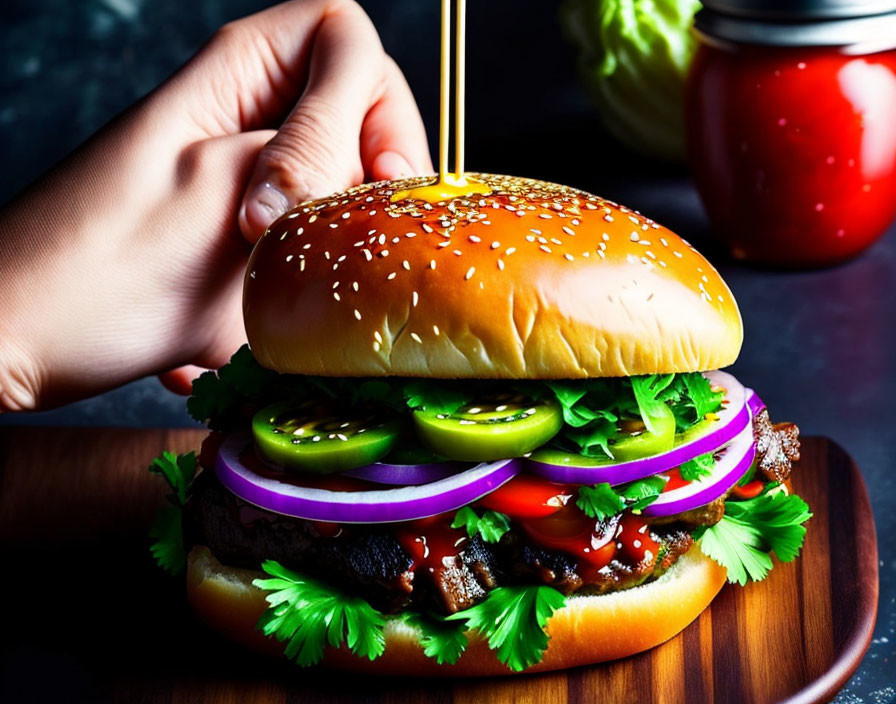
[392,237,400,244]
[378,234,387,245]
[303,243,311,250]
[374,331,383,343]
[530,229,542,235]
[438,241,451,248]
[387,272,397,280]
[333,292,341,301]
[539,245,551,253]
[453,250,462,256]
[353,241,364,247]
[300,260,306,271]
[373,340,381,352]
[286,212,299,219]
[332,281,340,289]
[469,235,481,243]
[660,238,668,247]
[497,259,505,270]
[329,223,338,229]
[362,249,373,261]
[539,213,552,219]
[405,232,416,238]
[526,235,536,242]
[412,291,419,307]
[628,216,640,225]
[433,325,440,336]
[562,226,575,236]
[602,233,610,241]
[465,266,476,280]
[551,238,562,245]
[402,260,411,271]
[353,309,362,320]
[430,259,437,269]
[324,251,331,260]
[490,241,500,250]
[638,240,651,246]
[286,255,293,262]
[341,212,350,220]
[564,253,575,261]
[338,255,346,262]
[630,232,640,242]
[673,251,683,258]
[604,215,614,222]
[410,332,423,344]
[597,250,605,259]
[352,281,359,291]
[379,249,389,258]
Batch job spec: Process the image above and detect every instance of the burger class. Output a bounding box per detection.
[149,173,809,675]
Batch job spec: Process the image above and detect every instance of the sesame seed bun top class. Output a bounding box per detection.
[243,173,743,378]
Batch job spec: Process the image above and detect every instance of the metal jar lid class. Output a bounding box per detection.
[695,1,896,49]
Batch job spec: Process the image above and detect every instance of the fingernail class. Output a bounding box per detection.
[240,182,290,238]
[375,151,415,180]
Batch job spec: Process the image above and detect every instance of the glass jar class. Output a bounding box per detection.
[686,1,896,266]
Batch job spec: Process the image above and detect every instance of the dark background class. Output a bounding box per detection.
[0,0,893,700]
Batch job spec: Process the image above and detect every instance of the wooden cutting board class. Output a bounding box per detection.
[0,428,878,704]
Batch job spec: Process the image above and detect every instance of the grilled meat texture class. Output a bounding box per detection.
[188,471,705,614]
[187,471,415,611]
[753,409,800,482]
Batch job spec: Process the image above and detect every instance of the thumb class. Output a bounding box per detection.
[238,3,387,242]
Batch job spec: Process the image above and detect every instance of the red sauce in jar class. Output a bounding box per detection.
[687,43,896,265]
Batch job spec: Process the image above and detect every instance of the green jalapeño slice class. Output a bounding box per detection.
[412,394,563,462]
[252,401,403,474]
[608,402,676,461]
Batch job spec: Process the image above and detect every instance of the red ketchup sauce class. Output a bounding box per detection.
[687,42,896,266]
[396,514,468,574]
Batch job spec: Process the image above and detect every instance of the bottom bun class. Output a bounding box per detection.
[186,544,727,676]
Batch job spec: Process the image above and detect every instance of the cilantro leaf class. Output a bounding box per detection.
[630,375,674,434]
[404,381,471,415]
[403,612,468,665]
[253,560,386,666]
[446,585,566,672]
[148,451,197,574]
[576,483,625,519]
[696,490,812,585]
[724,490,812,562]
[576,476,666,519]
[696,514,773,585]
[451,507,511,543]
[149,505,186,574]
[679,452,715,481]
[682,372,724,421]
[217,344,277,397]
[149,451,196,505]
[563,415,618,458]
[619,475,667,511]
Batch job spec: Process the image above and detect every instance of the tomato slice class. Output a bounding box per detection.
[477,474,572,518]
[251,401,403,474]
[412,395,563,462]
[521,504,618,569]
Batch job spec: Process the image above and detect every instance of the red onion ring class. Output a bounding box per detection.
[641,421,756,517]
[215,434,520,523]
[343,461,468,485]
[525,370,748,485]
[745,387,766,416]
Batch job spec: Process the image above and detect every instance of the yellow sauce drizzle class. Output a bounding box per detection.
[390,0,491,204]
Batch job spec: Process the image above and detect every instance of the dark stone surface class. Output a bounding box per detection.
[0,1,893,700]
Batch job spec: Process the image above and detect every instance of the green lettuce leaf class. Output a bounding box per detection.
[560,0,702,160]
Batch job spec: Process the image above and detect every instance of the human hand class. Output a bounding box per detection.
[0,0,431,411]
